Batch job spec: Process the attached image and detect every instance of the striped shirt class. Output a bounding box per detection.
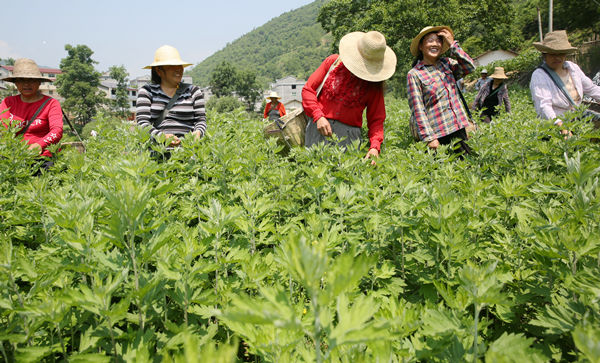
[136,83,206,137]
[407,41,475,142]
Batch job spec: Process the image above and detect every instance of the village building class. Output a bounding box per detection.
[473,49,519,67]
[268,75,306,111]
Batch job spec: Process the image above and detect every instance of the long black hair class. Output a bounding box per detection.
[151,67,162,84]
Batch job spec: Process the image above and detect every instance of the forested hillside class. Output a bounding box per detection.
[187,0,330,87]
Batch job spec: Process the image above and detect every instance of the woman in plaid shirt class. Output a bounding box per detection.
[407,26,475,153]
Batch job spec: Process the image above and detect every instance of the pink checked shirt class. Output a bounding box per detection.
[407,41,475,142]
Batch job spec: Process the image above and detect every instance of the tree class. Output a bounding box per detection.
[108,65,130,119]
[209,61,238,97]
[235,69,262,112]
[55,44,105,124]
[317,0,524,94]
[0,58,15,66]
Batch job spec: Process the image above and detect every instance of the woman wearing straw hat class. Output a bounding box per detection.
[302,30,396,164]
[136,45,205,148]
[263,91,286,121]
[0,58,63,169]
[407,26,475,154]
[472,66,511,123]
[530,30,600,136]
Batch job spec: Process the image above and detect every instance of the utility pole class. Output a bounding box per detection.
[537,7,543,41]
[549,0,553,32]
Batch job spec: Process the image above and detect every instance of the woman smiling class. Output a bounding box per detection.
[407,26,475,155]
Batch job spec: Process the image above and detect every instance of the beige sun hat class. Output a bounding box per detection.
[338,31,397,82]
[490,67,508,80]
[266,91,281,99]
[410,26,454,57]
[1,58,54,82]
[533,30,577,54]
[144,45,193,69]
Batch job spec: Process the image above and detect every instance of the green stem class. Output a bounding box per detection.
[312,293,322,363]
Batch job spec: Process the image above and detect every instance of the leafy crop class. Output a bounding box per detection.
[1,89,599,362]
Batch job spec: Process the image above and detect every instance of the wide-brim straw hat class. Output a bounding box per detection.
[144,45,193,69]
[490,66,508,80]
[266,91,281,99]
[1,58,53,82]
[339,31,397,82]
[410,26,454,58]
[533,30,577,54]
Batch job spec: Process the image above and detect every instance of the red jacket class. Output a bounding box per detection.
[302,54,386,151]
[1,95,63,157]
[263,101,286,118]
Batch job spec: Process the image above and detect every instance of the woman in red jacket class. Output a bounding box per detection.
[1,58,63,171]
[302,31,396,164]
[263,91,286,120]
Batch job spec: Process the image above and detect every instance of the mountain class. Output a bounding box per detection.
[186,0,331,87]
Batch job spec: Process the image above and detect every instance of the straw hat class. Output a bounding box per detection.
[1,58,53,82]
[410,26,454,57]
[144,45,193,69]
[338,31,397,82]
[266,91,281,100]
[490,67,508,80]
[533,30,577,54]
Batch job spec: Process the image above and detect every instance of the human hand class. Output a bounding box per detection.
[28,143,42,153]
[363,148,379,166]
[316,117,332,137]
[427,139,440,149]
[165,134,181,147]
[560,129,573,139]
[437,28,454,47]
[191,130,202,140]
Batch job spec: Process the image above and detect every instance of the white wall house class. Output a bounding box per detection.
[474,50,519,67]
[268,76,306,111]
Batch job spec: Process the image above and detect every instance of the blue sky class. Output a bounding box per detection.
[1,0,315,78]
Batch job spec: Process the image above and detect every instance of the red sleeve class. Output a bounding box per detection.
[0,98,10,127]
[278,103,286,116]
[36,98,63,150]
[263,102,271,118]
[365,85,386,152]
[302,54,338,122]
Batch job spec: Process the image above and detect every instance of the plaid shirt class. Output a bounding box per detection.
[407,41,475,142]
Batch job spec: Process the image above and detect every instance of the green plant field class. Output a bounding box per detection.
[1,88,599,362]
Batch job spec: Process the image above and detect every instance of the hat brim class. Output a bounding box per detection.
[490,75,508,80]
[143,61,193,69]
[1,76,53,83]
[339,32,397,82]
[410,26,453,58]
[533,43,577,54]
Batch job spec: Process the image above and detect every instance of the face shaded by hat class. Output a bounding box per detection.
[338,31,397,82]
[1,58,54,83]
[410,26,454,58]
[533,30,577,54]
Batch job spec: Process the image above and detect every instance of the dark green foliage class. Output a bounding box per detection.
[55,44,105,125]
[209,61,238,98]
[187,0,331,87]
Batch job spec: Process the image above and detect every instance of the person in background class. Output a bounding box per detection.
[407,26,475,154]
[263,91,286,121]
[0,58,63,171]
[530,30,600,136]
[302,30,397,165]
[474,69,489,91]
[472,66,511,123]
[136,45,206,148]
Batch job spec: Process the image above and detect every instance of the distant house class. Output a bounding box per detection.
[268,76,306,111]
[473,50,519,67]
[0,65,63,101]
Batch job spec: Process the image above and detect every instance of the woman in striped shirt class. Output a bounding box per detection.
[136,45,206,148]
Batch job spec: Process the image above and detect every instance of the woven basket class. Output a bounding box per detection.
[263,108,308,149]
